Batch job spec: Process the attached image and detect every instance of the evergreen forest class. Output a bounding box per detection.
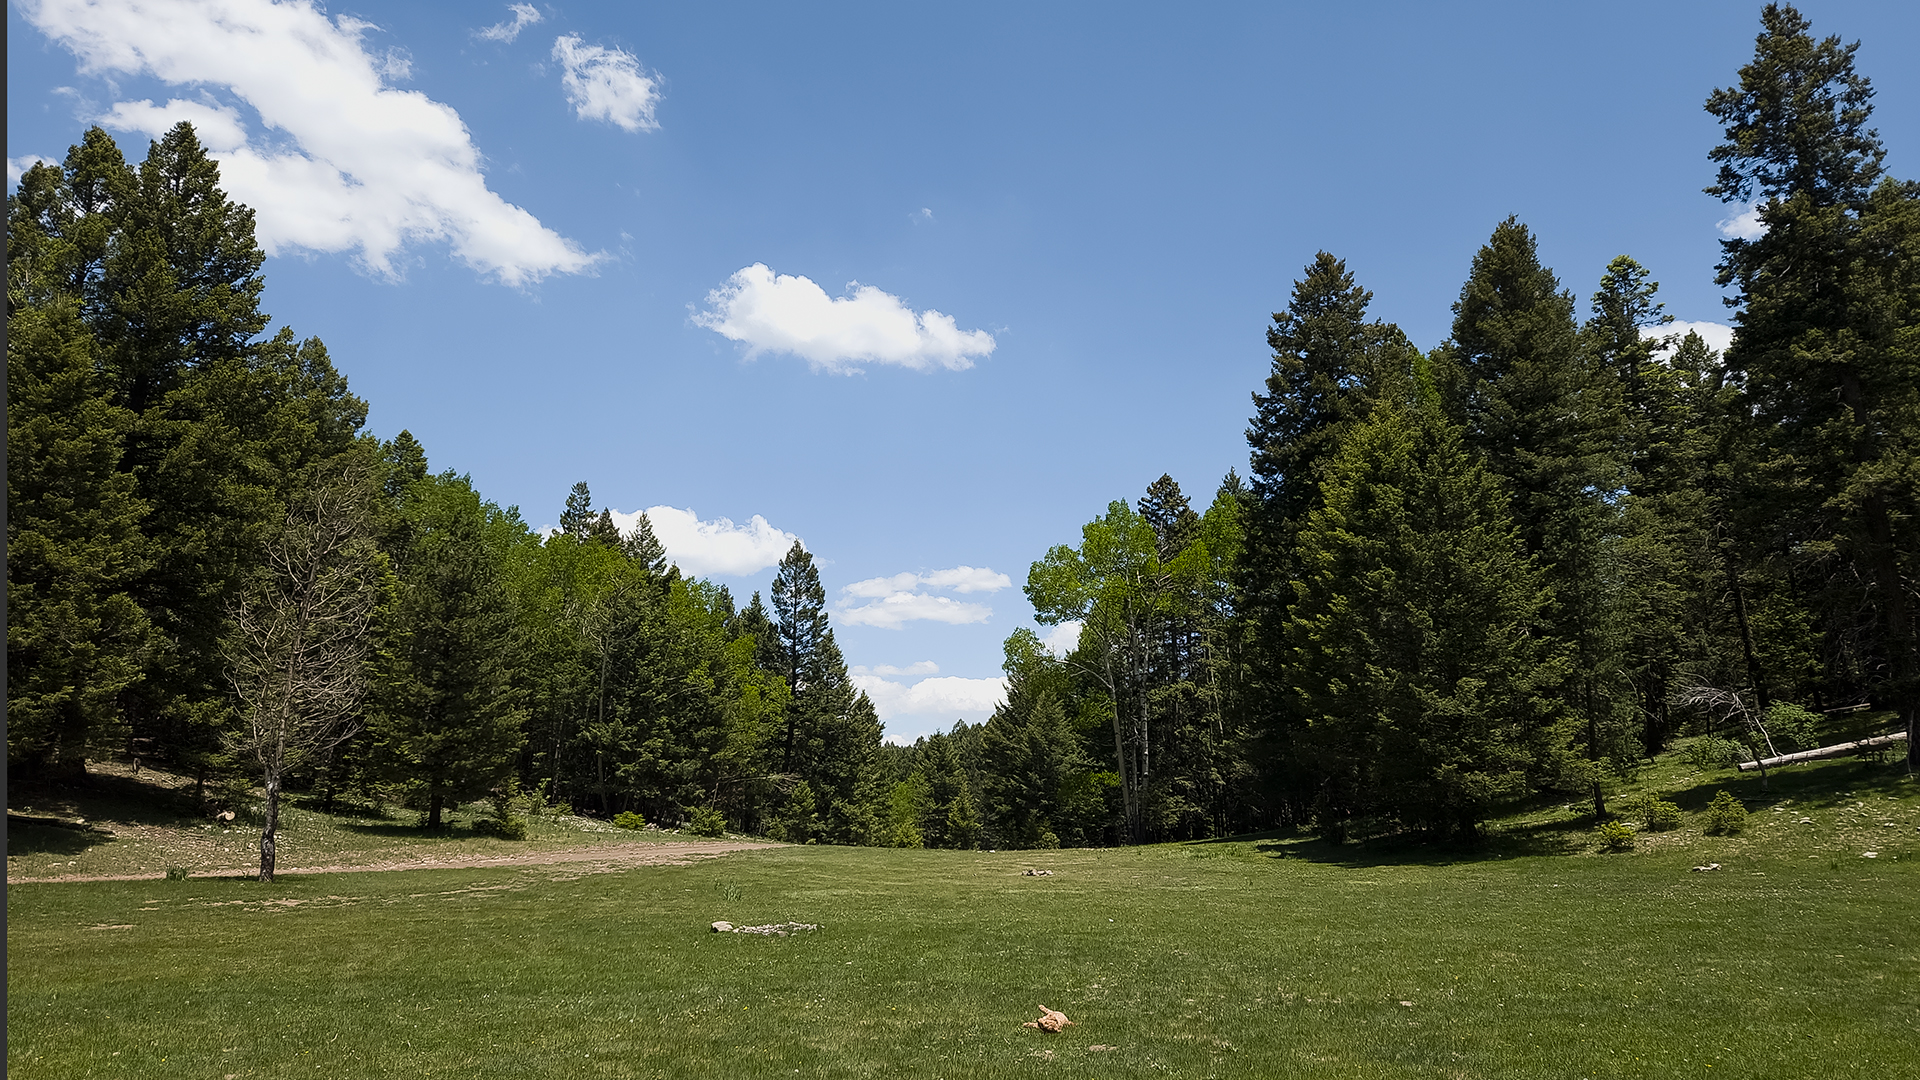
[9,5,1917,866]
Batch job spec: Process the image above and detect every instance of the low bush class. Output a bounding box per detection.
[1633,794,1683,832]
[613,810,647,830]
[1688,736,1746,771]
[1595,820,1636,852]
[471,816,527,840]
[164,866,191,881]
[1762,703,1821,753]
[687,805,727,838]
[1702,790,1748,835]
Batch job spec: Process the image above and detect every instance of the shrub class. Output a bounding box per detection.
[1633,794,1683,832]
[471,816,527,840]
[1595,820,1636,852]
[1702,790,1748,835]
[613,810,647,831]
[687,805,727,838]
[1761,703,1821,753]
[164,866,191,881]
[1688,736,1746,771]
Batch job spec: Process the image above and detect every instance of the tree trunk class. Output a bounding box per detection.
[1726,562,1771,713]
[258,775,280,883]
[428,789,444,829]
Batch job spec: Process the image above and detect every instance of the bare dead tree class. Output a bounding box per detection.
[223,464,383,882]
[1677,681,1777,791]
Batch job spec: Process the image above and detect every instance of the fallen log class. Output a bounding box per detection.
[1737,731,1907,771]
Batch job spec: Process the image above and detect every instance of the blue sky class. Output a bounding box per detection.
[10,1,1918,741]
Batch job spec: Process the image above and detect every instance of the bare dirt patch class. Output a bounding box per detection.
[8,839,775,884]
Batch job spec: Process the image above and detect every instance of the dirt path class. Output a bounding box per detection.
[7,839,778,884]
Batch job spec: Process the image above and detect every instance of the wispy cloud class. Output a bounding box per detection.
[606,507,798,577]
[477,3,543,44]
[853,673,1008,742]
[850,661,940,677]
[1643,320,1734,358]
[694,263,996,374]
[1718,201,1766,240]
[837,565,1009,629]
[552,34,660,133]
[1040,620,1083,659]
[8,154,60,187]
[25,0,600,286]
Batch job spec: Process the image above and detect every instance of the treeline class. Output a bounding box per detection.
[977,4,1917,845]
[9,6,1915,856]
[7,126,885,851]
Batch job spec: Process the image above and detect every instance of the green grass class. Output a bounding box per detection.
[6,762,702,881]
[10,807,1919,1076]
[9,745,1919,1077]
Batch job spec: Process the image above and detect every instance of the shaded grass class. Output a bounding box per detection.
[9,839,1919,1078]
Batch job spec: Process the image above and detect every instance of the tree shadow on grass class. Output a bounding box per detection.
[1666,755,1913,811]
[8,767,207,829]
[5,816,118,858]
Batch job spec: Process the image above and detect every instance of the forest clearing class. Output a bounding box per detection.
[9,742,1917,1078]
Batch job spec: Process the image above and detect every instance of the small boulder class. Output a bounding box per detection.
[1023,1005,1075,1033]
[711,921,734,933]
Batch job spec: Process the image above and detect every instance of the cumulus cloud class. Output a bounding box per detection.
[694,263,996,374]
[853,673,1008,741]
[1041,620,1083,659]
[850,661,940,677]
[838,593,992,630]
[836,565,1008,629]
[24,0,600,285]
[8,154,60,186]
[842,566,1010,599]
[603,507,797,577]
[99,97,248,152]
[1643,320,1735,358]
[477,3,542,43]
[552,34,660,132]
[1718,201,1767,240]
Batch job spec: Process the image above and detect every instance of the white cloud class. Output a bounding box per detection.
[552,34,660,133]
[8,155,60,186]
[25,0,601,285]
[850,661,940,677]
[1718,201,1767,240]
[836,565,1009,629]
[99,98,248,152]
[477,3,542,44]
[694,263,996,374]
[838,592,993,630]
[606,507,797,578]
[842,566,1010,600]
[1041,620,1083,659]
[1644,320,1735,358]
[853,673,1007,741]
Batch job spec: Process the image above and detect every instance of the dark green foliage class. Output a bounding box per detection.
[1705,5,1919,767]
[1595,819,1637,852]
[370,475,527,828]
[5,300,154,776]
[1286,396,1561,837]
[687,805,728,838]
[1702,790,1750,834]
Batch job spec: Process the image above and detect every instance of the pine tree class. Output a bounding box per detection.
[1705,3,1919,764]
[371,475,527,827]
[1286,394,1561,838]
[770,541,830,774]
[622,510,669,574]
[1441,219,1631,813]
[560,482,596,537]
[5,299,154,777]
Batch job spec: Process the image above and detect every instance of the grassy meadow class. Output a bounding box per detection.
[8,747,1920,1079]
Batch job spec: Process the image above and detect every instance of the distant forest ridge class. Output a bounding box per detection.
[8,5,1915,861]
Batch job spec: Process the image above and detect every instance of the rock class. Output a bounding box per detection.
[711,921,734,933]
[712,921,819,936]
[1022,869,1055,877]
[215,810,236,824]
[1690,863,1722,872]
[1861,852,1878,859]
[1023,1005,1075,1033]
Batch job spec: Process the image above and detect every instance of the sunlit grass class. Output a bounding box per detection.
[10,815,1917,1078]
